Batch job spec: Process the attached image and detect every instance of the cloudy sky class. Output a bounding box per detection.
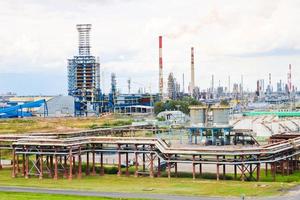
[0,0,299,95]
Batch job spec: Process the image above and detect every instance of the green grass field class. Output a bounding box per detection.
[0,168,297,197]
[0,192,145,200]
[0,116,132,134]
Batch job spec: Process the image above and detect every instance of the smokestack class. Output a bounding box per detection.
[76,24,92,56]
[159,36,163,96]
[182,73,185,93]
[190,47,195,94]
[288,64,292,92]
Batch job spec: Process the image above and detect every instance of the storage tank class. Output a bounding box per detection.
[189,106,206,126]
[212,106,230,126]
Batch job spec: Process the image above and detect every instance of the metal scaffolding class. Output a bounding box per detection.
[1,125,300,181]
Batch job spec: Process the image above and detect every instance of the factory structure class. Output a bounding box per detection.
[0,24,299,118]
[1,24,300,186]
[67,24,160,116]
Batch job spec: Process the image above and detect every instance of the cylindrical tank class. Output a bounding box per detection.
[189,106,206,126]
[212,106,230,126]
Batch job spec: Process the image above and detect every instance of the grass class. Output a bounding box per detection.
[0,168,297,197]
[0,116,133,134]
[0,192,145,200]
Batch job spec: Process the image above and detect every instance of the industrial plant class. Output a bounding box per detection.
[0,23,300,199]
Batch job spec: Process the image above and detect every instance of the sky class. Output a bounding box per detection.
[0,0,300,95]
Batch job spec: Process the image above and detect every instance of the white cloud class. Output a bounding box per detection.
[0,0,299,94]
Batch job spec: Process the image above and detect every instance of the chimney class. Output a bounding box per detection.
[159,36,163,96]
[190,47,195,94]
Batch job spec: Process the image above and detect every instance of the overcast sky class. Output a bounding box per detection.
[0,0,299,95]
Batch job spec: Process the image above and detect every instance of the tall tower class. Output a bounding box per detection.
[68,24,101,116]
[288,64,292,92]
[190,47,195,94]
[77,24,91,56]
[159,36,163,96]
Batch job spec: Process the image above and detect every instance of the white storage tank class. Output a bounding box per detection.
[189,106,206,126]
[212,106,230,126]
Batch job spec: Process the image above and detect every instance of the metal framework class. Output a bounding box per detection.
[1,125,300,181]
[68,24,101,116]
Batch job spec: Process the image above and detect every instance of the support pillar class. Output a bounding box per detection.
[134,145,138,177]
[192,155,196,180]
[199,155,202,177]
[86,150,90,176]
[64,156,67,178]
[117,144,122,176]
[16,155,20,174]
[25,152,29,179]
[125,151,129,177]
[174,162,178,178]
[22,154,25,176]
[68,148,73,180]
[157,157,161,177]
[92,145,96,176]
[78,147,82,179]
[216,155,220,181]
[241,155,245,181]
[39,154,43,180]
[234,155,237,180]
[167,155,171,179]
[223,155,226,180]
[149,146,154,178]
[257,163,260,181]
[12,148,16,178]
[100,151,104,176]
[54,153,58,180]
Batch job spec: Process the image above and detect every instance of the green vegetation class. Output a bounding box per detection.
[0,116,133,134]
[154,97,202,115]
[0,168,296,197]
[0,192,145,200]
[220,99,229,106]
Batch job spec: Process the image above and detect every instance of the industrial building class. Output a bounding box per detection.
[67,24,101,116]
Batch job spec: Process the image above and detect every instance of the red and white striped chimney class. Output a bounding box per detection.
[190,47,195,94]
[159,36,163,96]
